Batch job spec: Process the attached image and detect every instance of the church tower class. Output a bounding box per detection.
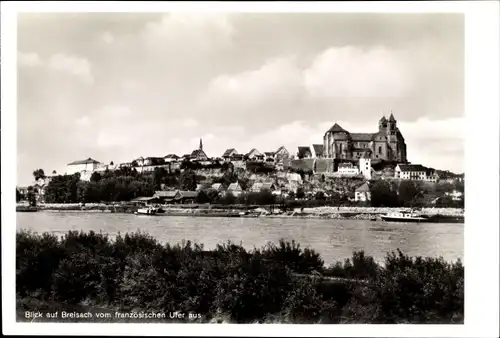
[199,138,203,150]
[387,113,398,160]
[378,116,388,132]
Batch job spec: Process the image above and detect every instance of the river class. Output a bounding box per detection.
[16,211,464,265]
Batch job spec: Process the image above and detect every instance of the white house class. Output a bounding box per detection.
[274,146,290,163]
[246,149,265,161]
[337,162,360,176]
[355,182,371,202]
[226,182,243,197]
[445,190,464,201]
[222,148,239,162]
[395,164,437,181]
[66,158,101,175]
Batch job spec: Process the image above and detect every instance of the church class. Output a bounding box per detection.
[322,114,407,162]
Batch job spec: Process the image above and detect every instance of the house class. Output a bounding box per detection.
[246,149,265,161]
[355,182,371,202]
[129,196,160,206]
[164,154,180,163]
[445,190,464,201]
[395,164,434,181]
[211,183,225,192]
[222,148,239,161]
[297,146,313,159]
[226,182,243,196]
[66,158,101,175]
[274,146,290,162]
[264,152,276,162]
[133,157,145,166]
[177,191,198,204]
[311,144,324,158]
[250,182,276,193]
[153,190,181,203]
[337,162,360,176]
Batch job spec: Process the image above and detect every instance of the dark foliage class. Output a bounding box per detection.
[17,230,463,324]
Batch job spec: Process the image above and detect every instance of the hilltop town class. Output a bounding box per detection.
[17,115,464,208]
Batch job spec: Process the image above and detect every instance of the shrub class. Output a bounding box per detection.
[16,231,463,324]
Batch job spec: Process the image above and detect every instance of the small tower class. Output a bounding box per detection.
[359,154,372,180]
[199,138,203,150]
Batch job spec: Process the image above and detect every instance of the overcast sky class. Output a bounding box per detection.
[17,12,464,185]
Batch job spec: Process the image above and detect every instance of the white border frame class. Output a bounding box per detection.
[2,1,499,337]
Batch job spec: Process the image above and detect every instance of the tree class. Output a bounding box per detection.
[370,180,399,207]
[315,191,326,200]
[398,180,425,207]
[33,169,46,181]
[296,187,305,199]
[179,170,197,191]
[196,190,212,204]
[90,172,102,183]
[110,161,114,166]
[52,170,57,175]
[16,188,22,202]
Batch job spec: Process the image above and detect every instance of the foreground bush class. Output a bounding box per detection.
[16,230,463,324]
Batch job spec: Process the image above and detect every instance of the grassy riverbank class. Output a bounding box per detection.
[16,230,463,324]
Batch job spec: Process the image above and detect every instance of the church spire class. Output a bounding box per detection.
[199,138,203,150]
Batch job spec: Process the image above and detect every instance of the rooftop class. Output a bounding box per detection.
[67,158,100,165]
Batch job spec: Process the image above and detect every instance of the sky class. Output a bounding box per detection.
[17,12,464,186]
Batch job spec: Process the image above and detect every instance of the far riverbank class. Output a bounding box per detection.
[17,202,464,222]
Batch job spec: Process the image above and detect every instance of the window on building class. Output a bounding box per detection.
[378,146,382,154]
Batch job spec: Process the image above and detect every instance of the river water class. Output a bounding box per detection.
[16,212,464,265]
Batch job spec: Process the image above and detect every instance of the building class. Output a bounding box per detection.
[355,182,371,202]
[222,148,239,161]
[311,144,324,158]
[264,152,276,162]
[250,182,277,193]
[337,162,360,176]
[395,164,438,181]
[190,139,209,161]
[323,114,407,162]
[211,183,225,192]
[274,146,290,163]
[359,157,372,180]
[164,154,180,163]
[297,146,313,159]
[226,182,243,196]
[246,149,265,161]
[66,158,101,175]
[445,190,464,201]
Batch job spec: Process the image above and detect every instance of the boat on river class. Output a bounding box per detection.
[134,207,164,216]
[381,210,429,223]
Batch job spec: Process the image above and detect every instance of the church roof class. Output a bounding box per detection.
[222,148,236,157]
[379,116,387,123]
[297,146,312,158]
[327,123,347,133]
[350,133,374,141]
[389,113,396,122]
[355,182,370,193]
[312,144,324,156]
[68,157,100,165]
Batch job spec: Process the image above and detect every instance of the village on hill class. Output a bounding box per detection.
[17,115,464,208]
